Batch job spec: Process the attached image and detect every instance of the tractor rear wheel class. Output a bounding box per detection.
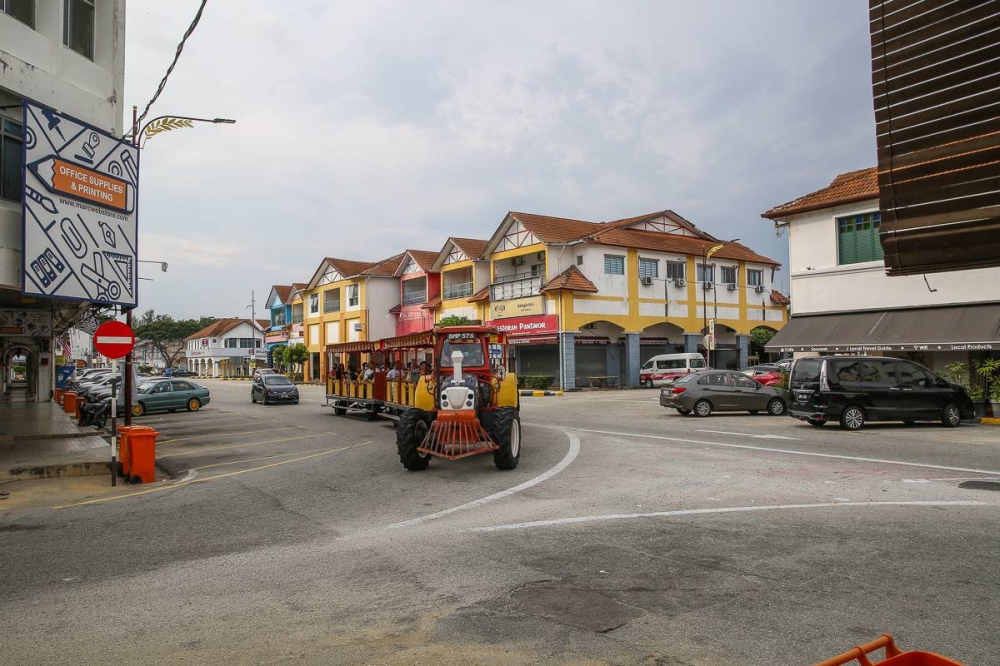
[396,409,431,471]
[491,407,521,470]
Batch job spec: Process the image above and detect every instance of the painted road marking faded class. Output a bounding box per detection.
[697,429,799,441]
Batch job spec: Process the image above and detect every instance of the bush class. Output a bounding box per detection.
[517,375,554,390]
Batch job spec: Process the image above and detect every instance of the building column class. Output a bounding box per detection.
[559,332,575,391]
[736,334,750,370]
[625,333,640,388]
[684,333,701,353]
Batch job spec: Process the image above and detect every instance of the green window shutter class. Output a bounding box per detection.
[838,218,858,264]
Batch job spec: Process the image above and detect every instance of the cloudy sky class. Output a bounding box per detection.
[125,0,877,320]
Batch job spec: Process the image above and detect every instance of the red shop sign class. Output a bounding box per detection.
[485,314,559,336]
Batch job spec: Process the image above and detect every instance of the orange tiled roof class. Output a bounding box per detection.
[272,285,293,303]
[762,167,878,219]
[451,238,489,260]
[590,228,780,266]
[421,296,442,309]
[540,265,599,293]
[185,318,256,341]
[468,286,491,302]
[509,212,602,243]
[362,253,406,276]
[406,250,440,272]
[326,258,378,279]
[599,209,706,237]
[769,290,790,306]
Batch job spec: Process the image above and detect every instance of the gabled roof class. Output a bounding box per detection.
[361,253,406,276]
[599,209,711,239]
[762,167,878,219]
[540,265,599,294]
[185,318,259,341]
[396,250,440,276]
[267,285,293,307]
[431,237,490,272]
[468,285,491,302]
[590,228,780,266]
[288,282,308,301]
[306,258,376,290]
[770,290,790,306]
[508,211,602,243]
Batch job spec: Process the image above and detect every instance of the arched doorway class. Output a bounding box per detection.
[749,325,779,365]
[3,344,36,401]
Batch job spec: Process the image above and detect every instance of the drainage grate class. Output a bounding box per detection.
[959,481,1000,491]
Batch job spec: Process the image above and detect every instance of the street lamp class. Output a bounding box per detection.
[123,108,235,425]
[701,238,740,369]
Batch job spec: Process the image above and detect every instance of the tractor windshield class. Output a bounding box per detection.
[440,339,485,368]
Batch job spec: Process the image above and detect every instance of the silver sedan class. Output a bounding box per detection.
[659,370,787,417]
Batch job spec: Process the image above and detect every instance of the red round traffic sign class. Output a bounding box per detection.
[93,321,136,359]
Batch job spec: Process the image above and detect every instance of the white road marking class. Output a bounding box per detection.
[386,429,581,530]
[468,500,996,533]
[571,427,1000,476]
[697,429,799,440]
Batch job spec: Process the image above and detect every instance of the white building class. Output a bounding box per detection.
[184,319,267,378]
[762,167,1000,373]
[1,1,126,399]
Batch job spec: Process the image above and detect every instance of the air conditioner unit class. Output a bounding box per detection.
[673,278,686,287]
[702,282,713,290]
[640,276,654,286]
[511,257,526,266]
[352,322,363,332]
[727,283,738,291]
[755,284,767,293]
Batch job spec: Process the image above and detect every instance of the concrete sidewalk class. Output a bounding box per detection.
[0,400,111,481]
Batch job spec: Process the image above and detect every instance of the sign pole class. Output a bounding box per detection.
[110,357,118,487]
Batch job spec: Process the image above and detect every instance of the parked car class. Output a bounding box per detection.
[251,374,299,405]
[133,378,211,415]
[640,353,708,388]
[169,368,196,377]
[660,370,787,417]
[788,356,974,430]
[741,365,784,386]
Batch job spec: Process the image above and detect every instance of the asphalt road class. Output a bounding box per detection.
[2,380,998,665]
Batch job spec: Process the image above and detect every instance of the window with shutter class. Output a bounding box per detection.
[638,258,658,278]
[838,213,883,265]
[604,255,625,275]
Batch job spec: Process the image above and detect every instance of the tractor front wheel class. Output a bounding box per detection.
[396,409,431,471]
[491,407,521,470]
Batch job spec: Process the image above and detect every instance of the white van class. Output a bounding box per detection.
[640,353,708,387]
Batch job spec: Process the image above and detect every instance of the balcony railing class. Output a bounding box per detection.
[402,290,427,306]
[491,276,542,301]
[442,281,474,300]
[323,300,340,313]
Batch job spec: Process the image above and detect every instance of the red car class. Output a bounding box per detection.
[741,365,784,387]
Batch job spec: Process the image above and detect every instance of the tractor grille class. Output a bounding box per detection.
[418,413,498,460]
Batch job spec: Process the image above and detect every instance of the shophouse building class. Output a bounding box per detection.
[393,250,441,336]
[762,168,1000,373]
[1,2,126,399]
[265,284,294,361]
[430,238,491,324]
[302,254,404,382]
[184,318,267,378]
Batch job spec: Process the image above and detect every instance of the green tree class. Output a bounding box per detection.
[283,343,309,373]
[133,309,217,369]
[271,344,287,371]
[438,315,472,327]
[750,327,776,346]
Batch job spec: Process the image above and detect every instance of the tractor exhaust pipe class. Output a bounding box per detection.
[451,350,464,384]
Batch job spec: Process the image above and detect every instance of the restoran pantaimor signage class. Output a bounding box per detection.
[485,314,558,336]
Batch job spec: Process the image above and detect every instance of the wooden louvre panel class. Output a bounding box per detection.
[871,0,1000,275]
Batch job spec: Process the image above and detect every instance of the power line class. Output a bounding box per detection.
[135,0,210,129]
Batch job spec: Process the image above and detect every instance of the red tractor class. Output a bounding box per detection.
[394,326,521,471]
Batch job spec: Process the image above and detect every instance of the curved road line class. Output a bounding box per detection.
[469,500,998,533]
[386,429,581,530]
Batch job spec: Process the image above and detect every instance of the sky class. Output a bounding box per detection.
[125,0,877,320]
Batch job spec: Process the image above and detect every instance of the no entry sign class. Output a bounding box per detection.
[93,321,135,359]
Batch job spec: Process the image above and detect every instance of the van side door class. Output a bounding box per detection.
[894,360,945,421]
[860,359,901,422]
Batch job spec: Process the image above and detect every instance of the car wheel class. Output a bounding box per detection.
[645,379,654,389]
[251,391,257,404]
[840,405,865,431]
[807,418,825,427]
[132,403,145,417]
[186,398,201,412]
[941,403,961,428]
[767,398,786,416]
[693,399,712,417]
[491,407,521,470]
[262,393,269,405]
[676,408,691,415]
[293,399,299,405]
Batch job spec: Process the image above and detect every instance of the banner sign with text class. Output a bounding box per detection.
[21,102,139,307]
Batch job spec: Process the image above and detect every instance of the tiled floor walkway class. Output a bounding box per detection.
[0,397,110,477]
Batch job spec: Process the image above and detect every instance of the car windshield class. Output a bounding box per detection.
[690,357,707,368]
[440,339,485,367]
[263,376,293,386]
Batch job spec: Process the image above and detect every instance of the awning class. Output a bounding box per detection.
[327,340,377,354]
[379,330,434,350]
[766,303,1000,353]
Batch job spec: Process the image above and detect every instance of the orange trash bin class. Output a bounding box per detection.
[116,426,159,484]
[62,391,78,416]
[54,387,63,404]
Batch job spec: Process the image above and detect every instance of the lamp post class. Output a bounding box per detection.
[123,108,235,425]
[701,238,740,369]
[246,290,259,376]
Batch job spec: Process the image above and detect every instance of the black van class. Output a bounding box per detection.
[788,356,975,430]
